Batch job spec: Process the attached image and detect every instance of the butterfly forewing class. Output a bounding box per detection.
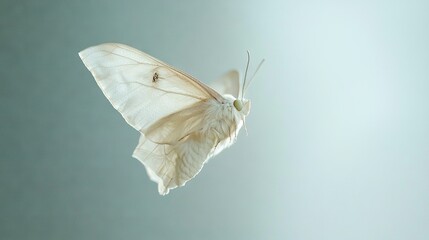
[79,43,222,132]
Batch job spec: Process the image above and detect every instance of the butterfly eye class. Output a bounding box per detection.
[233,99,243,111]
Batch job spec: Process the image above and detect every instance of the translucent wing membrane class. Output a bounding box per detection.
[79,43,222,132]
[133,131,217,195]
[209,70,240,98]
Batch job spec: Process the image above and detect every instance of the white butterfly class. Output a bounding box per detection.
[79,43,263,195]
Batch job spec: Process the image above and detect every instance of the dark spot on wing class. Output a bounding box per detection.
[152,72,159,82]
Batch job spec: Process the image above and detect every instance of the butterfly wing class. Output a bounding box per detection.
[79,43,230,195]
[79,43,223,133]
[132,105,219,195]
[209,70,240,98]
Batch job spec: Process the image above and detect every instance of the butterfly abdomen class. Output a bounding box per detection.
[167,100,241,188]
[134,99,242,195]
[174,133,216,184]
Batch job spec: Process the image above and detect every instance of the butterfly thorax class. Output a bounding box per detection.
[202,98,243,145]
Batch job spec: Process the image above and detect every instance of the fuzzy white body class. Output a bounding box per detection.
[133,97,243,195]
[79,43,250,195]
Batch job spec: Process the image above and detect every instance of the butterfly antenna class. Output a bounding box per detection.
[242,50,251,101]
[244,58,265,93]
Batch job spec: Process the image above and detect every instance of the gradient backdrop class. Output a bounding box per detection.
[1,0,429,239]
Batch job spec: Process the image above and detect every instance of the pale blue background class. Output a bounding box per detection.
[1,0,429,239]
